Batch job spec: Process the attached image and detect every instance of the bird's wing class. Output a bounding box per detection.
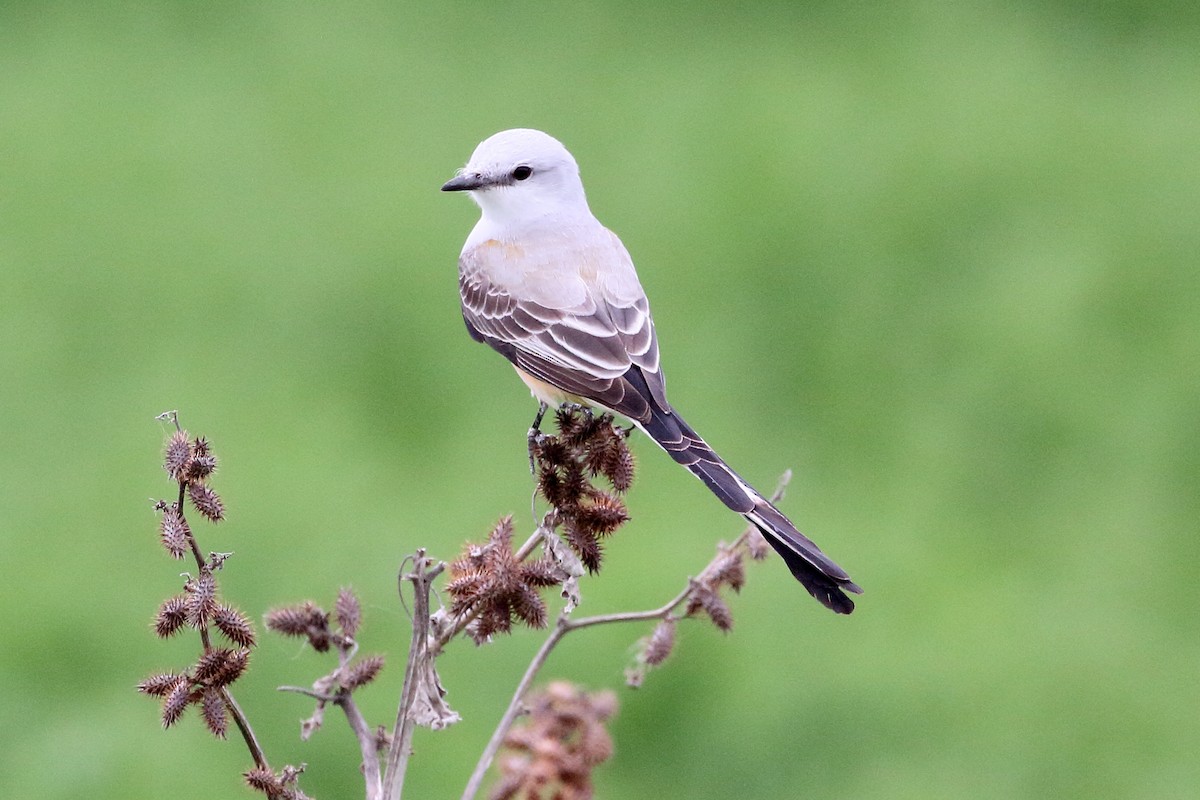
[459,229,668,421]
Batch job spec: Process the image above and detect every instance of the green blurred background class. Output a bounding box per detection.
[2,2,1197,798]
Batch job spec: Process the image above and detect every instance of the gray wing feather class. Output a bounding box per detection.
[459,231,665,420]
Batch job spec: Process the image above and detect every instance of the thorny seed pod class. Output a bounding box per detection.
[573,493,629,536]
[200,686,228,739]
[193,647,249,687]
[161,677,192,728]
[159,504,190,559]
[335,588,362,638]
[686,582,734,632]
[155,595,189,638]
[188,482,225,522]
[709,546,747,593]
[185,571,218,627]
[341,655,386,691]
[213,603,256,647]
[264,603,323,637]
[600,438,635,492]
[446,517,560,641]
[164,430,192,481]
[563,521,603,573]
[187,454,217,482]
[643,618,677,667]
[264,602,332,652]
[244,767,281,794]
[138,672,187,697]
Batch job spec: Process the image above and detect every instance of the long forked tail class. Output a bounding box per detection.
[638,408,862,614]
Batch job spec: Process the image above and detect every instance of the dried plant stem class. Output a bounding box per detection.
[326,643,385,800]
[456,573,695,800]
[276,631,382,798]
[220,689,269,771]
[460,471,792,800]
[176,479,271,773]
[458,589,687,800]
[382,551,445,800]
[460,620,568,800]
[339,685,383,800]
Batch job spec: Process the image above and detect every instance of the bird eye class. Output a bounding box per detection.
[512,165,533,181]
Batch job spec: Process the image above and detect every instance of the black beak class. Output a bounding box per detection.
[441,173,486,192]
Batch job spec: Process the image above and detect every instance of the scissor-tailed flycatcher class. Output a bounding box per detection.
[442,129,861,613]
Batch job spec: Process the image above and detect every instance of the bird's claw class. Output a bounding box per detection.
[527,428,548,474]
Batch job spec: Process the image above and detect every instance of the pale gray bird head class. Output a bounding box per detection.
[442,129,592,228]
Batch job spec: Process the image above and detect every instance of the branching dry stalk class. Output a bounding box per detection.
[141,411,311,798]
[458,473,788,800]
[382,551,446,800]
[142,408,789,800]
[278,637,384,800]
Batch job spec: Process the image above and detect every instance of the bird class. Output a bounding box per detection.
[442,128,861,614]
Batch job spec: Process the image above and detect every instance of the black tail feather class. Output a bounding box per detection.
[638,407,860,614]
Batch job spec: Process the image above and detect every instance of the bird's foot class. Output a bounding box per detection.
[558,401,591,419]
[527,402,549,474]
[527,429,551,474]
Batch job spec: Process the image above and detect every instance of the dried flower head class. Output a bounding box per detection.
[532,409,634,573]
[447,516,562,642]
[490,681,617,800]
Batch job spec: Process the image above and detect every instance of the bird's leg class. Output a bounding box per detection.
[526,402,549,474]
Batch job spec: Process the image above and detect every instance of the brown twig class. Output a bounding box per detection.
[149,411,272,775]
[336,659,384,800]
[458,471,791,800]
[382,550,446,800]
[178,486,269,771]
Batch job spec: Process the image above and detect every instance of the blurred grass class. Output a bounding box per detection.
[1,2,1197,798]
